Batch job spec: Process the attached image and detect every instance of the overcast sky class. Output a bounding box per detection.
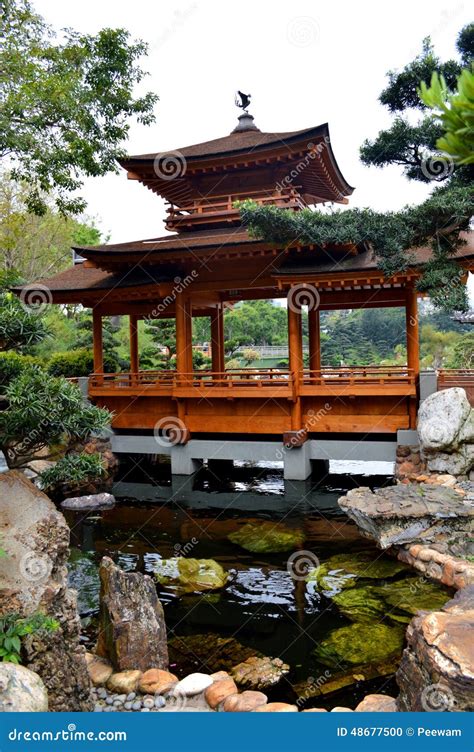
[35,0,471,254]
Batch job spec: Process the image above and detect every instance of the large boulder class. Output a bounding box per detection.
[96,557,169,671]
[418,388,471,451]
[0,471,91,711]
[61,492,115,511]
[338,483,473,549]
[0,663,48,712]
[396,586,474,711]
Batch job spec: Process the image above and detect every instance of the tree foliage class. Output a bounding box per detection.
[0,0,157,214]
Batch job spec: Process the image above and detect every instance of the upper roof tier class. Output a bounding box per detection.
[119,120,354,219]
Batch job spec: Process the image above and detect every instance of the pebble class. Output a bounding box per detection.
[94,705,103,712]
[105,697,114,705]
[124,702,133,710]
[132,701,142,711]
[113,699,122,707]
[126,692,136,701]
[97,688,107,699]
[116,694,127,702]
[143,698,154,709]
[141,707,150,712]
[155,696,165,709]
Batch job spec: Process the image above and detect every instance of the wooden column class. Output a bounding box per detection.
[288,303,303,431]
[129,315,139,373]
[308,308,321,371]
[406,286,420,428]
[92,309,103,374]
[175,293,188,378]
[211,304,225,373]
[185,300,193,372]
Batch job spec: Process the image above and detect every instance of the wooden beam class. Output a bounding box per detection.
[308,308,321,370]
[92,309,103,374]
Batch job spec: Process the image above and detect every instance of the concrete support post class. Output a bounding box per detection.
[283,442,312,480]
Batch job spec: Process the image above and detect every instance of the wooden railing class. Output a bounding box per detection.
[302,366,415,385]
[438,369,474,404]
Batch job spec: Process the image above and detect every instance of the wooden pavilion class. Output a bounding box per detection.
[18,110,474,474]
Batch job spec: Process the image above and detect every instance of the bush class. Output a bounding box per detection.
[0,612,59,664]
[0,352,41,393]
[40,452,106,492]
[47,349,120,377]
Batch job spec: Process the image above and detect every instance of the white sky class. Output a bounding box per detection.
[35,0,472,292]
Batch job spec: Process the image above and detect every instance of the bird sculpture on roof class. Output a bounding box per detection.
[235,91,251,113]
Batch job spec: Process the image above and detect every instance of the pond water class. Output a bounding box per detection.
[65,458,451,709]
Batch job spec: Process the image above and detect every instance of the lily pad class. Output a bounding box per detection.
[228,522,305,553]
[154,558,228,593]
[332,586,386,623]
[313,623,405,667]
[373,577,449,616]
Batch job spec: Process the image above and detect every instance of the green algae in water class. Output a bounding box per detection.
[319,553,409,580]
[307,565,358,596]
[332,586,386,623]
[154,558,228,593]
[228,521,305,553]
[313,623,405,667]
[373,577,450,616]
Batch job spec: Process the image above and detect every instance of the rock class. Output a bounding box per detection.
[0,471,91,711]
[302,708,328,712]
[154,558,228,593]
[96,557,168,671]
[426,447,473,476]
[355,694,397,712]
[107,670,142,694]
[331,706,354,712]
[138,669,178,695]
[372,577,449,616]
[85,653,113,686]
[61,493,116,511]
[174,673,213,696]
[418,388,471,451]
[228,521,305,553]
[338,483,473,549]
[254,702,298,712]
[0,663,48,712]
[313,623,405,668]
[231,656,290,690]
[332,587,387,624]
[397,589,474,712]
[223,690,268,712]
[210,670,230,681]
[205,677,238,708]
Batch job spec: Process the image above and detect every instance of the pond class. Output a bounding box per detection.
[65,457,451,709]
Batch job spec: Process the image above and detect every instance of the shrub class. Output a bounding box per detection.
[0,612,59,664]
[46,349,120,377]
[39,452,106,492]
[0,352,41,392]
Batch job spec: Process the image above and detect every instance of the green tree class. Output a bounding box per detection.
[446,331,474,368]
[0,0,157,215]
[0,270,49,351]
[143,318,176,369]
[420,324,458,368]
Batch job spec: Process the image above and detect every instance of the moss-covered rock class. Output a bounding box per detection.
[373,577,449,616]
[313,623,405,667]
[321,553,409,579]
[228,522,305,553]
[307,565,358,596]
[154,558,228,593]
[332,586,386,623]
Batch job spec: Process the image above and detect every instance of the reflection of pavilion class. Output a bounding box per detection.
[18,110,474,479]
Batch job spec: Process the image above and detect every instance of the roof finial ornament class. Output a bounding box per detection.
[235,91,252,113]
[232,91,259,133]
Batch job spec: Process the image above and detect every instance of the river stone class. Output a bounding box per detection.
[205,677,238,709]
[139,669,178,695]
[61,493,116,511]
[0,471,91,711]
[174,673,213,696]
[154,558,228,593]
[228,522,305,553]
[85,652,113,685]
[418,388,471,451]
[231,656,290,690]
[107,670,142,694]
[338,484,474,549]
[223,690,268,712]
[426,445,473,476]
[397,586,474,712]
[313,623,405,667]
[254,702,298,712]
[355,694,397,712]
[0,663,48,712]
[96,557,168,671]
[332,586,386,623]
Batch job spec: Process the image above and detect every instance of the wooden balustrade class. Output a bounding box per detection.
[438,369,474,404]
